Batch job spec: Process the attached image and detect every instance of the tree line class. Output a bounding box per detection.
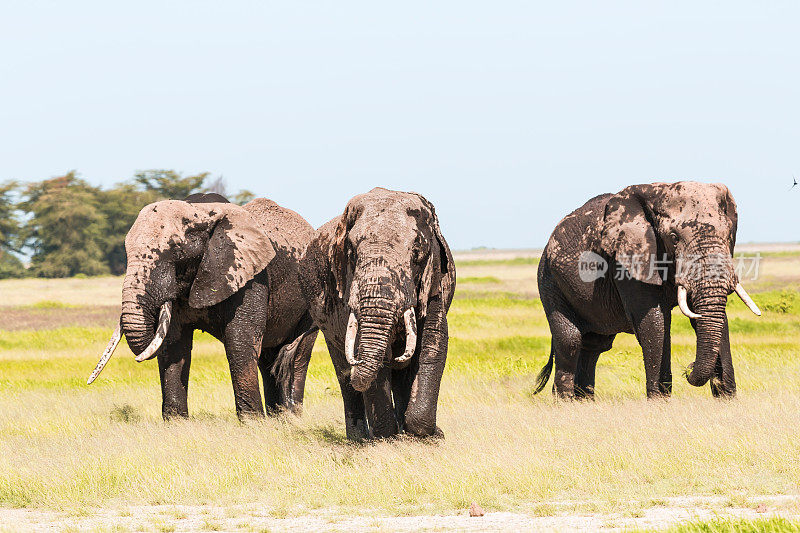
[0,170,254,279]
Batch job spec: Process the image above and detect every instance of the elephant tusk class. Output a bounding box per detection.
[735,282,762,316]
[344,312,363,366]
[393,308,418,364]
[135,302,173,362]
[87,319,123,384]
[677,286,702,319]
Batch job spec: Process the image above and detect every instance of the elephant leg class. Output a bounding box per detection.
[224,327,265,420]
[325,337,369,441]
[391,364,413,431]
[633,308,670,398]
[257,346,281,415]
[574,333,614,400]
[404,297,448,437]
[616,280,671,398]
[658,310,673,395]
[363,365,398,439]
[157,326,193,420]
[549,314,582,400]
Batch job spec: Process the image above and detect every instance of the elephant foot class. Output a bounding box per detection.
[645,387,671,400]
[552,389,576,401]
[710,377,736,399]
[553,370,576,400]
[237,409,267,423]
[286,401,303,416]
[403,412,444,439]
[267,400,302,417]
[402,425,445,441]
[345,417,369,442]
[574,384,595,401]
[162,406,189,420]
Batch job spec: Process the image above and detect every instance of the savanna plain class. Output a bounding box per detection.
[1,247,800,531]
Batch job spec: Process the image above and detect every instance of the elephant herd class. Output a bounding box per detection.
[87,182,761,440]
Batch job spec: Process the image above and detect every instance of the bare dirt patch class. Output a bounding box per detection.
[2,496,798,532]
[0,306,119,331]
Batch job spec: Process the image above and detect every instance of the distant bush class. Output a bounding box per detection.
[0,251,26,279]
[760,290,798,314]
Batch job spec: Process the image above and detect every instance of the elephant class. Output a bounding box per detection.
[534,182,761,400]
[299,188,456,440]
[87,193,319,420]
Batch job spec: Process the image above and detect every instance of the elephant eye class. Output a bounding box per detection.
[669,231,679,245]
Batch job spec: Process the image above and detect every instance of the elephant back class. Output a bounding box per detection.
[244,198,315,259]
[244,199,315,345]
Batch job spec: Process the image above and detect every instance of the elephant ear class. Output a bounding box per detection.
[714,183,738,254]
[330,204,360,300]
[413,193,455,319]
[189,204,276,308]
[600,186,661,285]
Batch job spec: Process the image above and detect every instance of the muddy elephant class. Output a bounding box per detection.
[534,182,761,400]
[88,193,318,419]
[299,188,456,439]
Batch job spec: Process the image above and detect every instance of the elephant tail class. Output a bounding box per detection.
[271,325,319,393]
[532,345,554,395]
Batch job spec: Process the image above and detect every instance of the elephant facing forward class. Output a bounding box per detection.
[300,188,456,440]
[88,193,318,419]
[535,182,761,400]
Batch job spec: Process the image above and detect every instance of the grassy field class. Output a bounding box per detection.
[1,251,799,531]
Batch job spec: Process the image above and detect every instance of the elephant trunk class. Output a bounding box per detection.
[685,288,728,386]
[120,259,173,357]
[121,290,155,356]
[349,294,395,392]
[677,239,736,387]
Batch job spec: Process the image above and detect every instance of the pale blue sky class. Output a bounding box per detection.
[1,2,798,249]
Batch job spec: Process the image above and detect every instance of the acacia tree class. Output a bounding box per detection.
[21,172,109,277]
[4,169,257,278]
[97,183,158,275]
[231,189,255,205]
[0,181,25,278]
[134,169,208,199]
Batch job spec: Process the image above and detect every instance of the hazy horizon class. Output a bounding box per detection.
[2,2,799,249]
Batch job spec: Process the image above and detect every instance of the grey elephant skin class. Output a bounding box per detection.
[89,193,318,420]
[535,182,761,400]
[299,188,456,440]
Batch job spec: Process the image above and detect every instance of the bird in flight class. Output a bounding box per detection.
[792,175,798,191]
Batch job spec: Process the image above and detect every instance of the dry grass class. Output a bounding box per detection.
[0,253,799,523]
[0,276,122,307]
[0,305,118,331]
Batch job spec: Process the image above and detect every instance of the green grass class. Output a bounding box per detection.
[28,300,79,309]
[661,517,800,532]
[457,276,501,284]
[747,250,800,258]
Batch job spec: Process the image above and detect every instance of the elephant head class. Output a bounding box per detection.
[87,195,275,382]
[330,188,453,393]
[600,182,760,388]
